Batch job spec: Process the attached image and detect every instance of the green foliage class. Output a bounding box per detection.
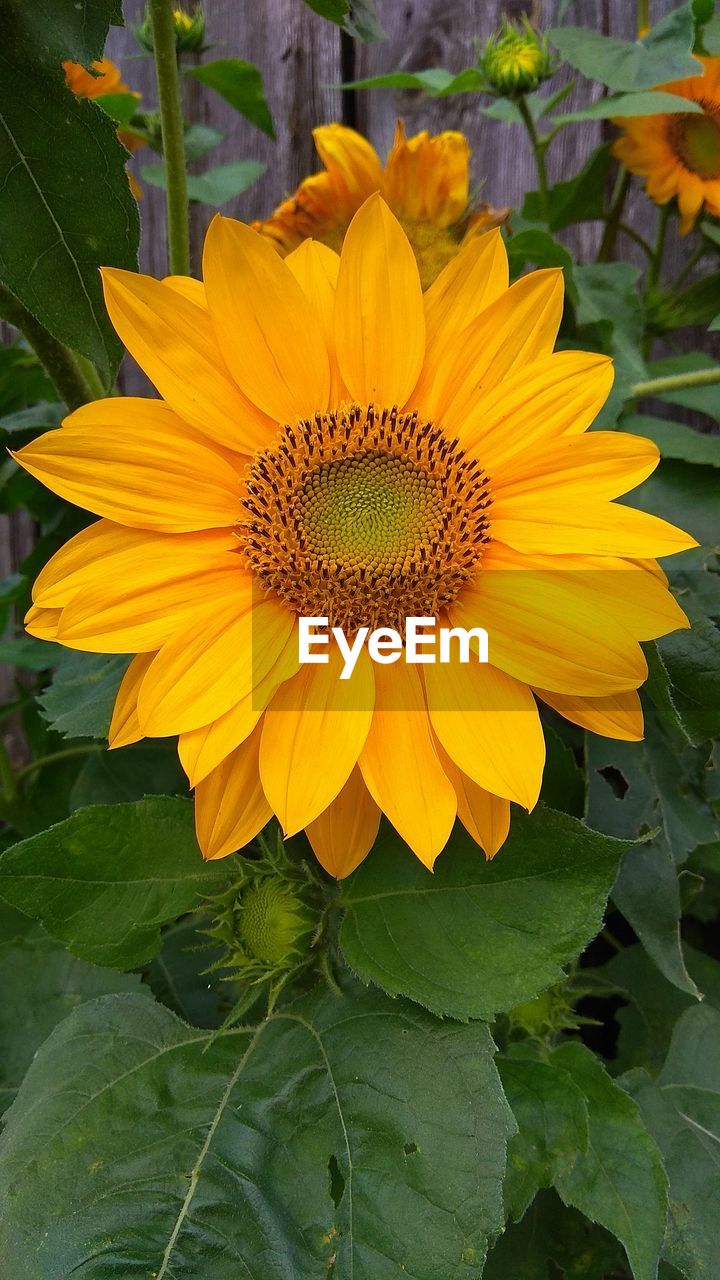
[302,0,385,41]
[0,798,230,967]
[339,809,627,1020]
[550,6,700,91]
[189,59,275,138]
[0,986,513,1278]
[37,650,129,738]
[142,159,266,205]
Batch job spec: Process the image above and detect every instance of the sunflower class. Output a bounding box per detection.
[63,57,144,198]
[15,197,695,876]
[254,121,510,288]
[613,56,720,232]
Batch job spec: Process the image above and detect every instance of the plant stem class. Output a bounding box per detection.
[617,221,654,259]
[638,0,650,35]
[631,366,720,398]
[597,168,631,262]
[648,201,670,291]
[0,284,96,410]
[517,95,550,217]
[14,744,101,784]
[73,352,109,400]
[0,737,17,804]
[148,0,190,275]
[672,241,706,290]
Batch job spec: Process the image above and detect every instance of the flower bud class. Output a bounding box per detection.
[135,5,206,54]
[481,18,555,98]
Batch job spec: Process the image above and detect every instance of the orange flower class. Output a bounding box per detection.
[254,122,510,288]
[63,57,143,199]
[613,56,720,232]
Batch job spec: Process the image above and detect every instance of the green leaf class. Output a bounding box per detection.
[506,228,574,278]
[68,742,185,810]
[189,59,275,138]
[622,413,720,467]
[0,921,144,1116]
[142,160,266,206]
[339,808,627,1021]
[499,1048,589,1221]
[555,89,702,122]
[662,271,720,328]
[629,458,720,546]
[522,145,611,230]
[0,985,514,1278]
[0,46,139,381]
[625,1006,720,1279]
[550,7,700,91]
[552,1041,668,1280]
[146,915,229,1028]
[0,797,228,968]
[340,67,484,96]
[95,90,141,127]
[573,261,647,402]
[0,635,62,671]
[613,838,700,997]
[37,649,129,738]
[182,121,225,161]
[3,0,122,67]
[303,0,385,41]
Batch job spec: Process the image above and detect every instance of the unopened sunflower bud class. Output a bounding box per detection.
[482,18,555,98]
[135,4,206,54]
[235,878,315,968]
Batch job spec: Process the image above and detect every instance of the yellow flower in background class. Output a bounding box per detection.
[254,122,510,288]
[613,56,720,232]
[63,57,144,198]
[15,198,695,876]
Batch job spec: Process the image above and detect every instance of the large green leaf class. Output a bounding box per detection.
[302,0,385,40]
[622,414,720,468]
[142,159,266,206]
[0,985,514,1278]
[340,67,484,96]
[0,907,144,1116]
[553,1042,667,1280]
[4,0,122,67]
[189,59,275,138]
[522,145,611,230]
[0,22,139,380]
[0,798,228,968]
[641,352,720,422]
[555,89,702,122]
[573,261,646,397]
[339,808,627,1021]
[550,7,700,91]
[629,459,720,546]
[625,1005,720,1279]
[499,1047,589,1221]
[484,1189,625,1279]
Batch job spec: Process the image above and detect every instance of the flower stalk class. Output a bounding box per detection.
[516,95,550,216]
[631,366,720,398]
[148,0,190,275]
[0,284,97,410]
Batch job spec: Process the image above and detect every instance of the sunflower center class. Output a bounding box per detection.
[238,404,491,633]
[670,109,720,180]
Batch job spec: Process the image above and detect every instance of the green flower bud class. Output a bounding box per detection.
[482,18,555,98]
[135,5,207,54]
[235,878,315,968]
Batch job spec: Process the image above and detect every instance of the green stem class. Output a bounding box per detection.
[148,0,190,275]
[0,738,17,804]
[597,168,631,262]
[0,284,96,410]
[631,366,720,398]
[73,352,109,400]
[648,202,670,291]
[14,744,101,784]
[517,95,550,216]
[638,0,650,34]
[672,241,706,290]
[617,221,654,259]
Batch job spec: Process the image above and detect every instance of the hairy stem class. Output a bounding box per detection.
[0,285,96,410]
[597,168,631,262]
[148,0,190,275]
[517,95,550,216]
[631,366,720,398]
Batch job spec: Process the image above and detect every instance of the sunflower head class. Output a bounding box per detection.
[612,56,720,232]
[482,19,555,98]
[135,3,206,53]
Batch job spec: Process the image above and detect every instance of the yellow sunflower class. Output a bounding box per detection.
[253,121,510,287]
[613,56,720,232]
[15,197,695,876]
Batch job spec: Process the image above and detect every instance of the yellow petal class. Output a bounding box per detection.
[493,432,660,501]
[435,739,511,858]
[179,627,301,786]
[461,351,613,462]
[491,498,698,557]
[334,194,425,406]
[535,687,644,741]
[359,660,456,869]
[305,767,380,879]
[425,652,545,810]
[138,593,294,736]
[285,239,345,402]
[423,227,508,364]
[24,604,61,641]
[101,268,271,453]
[195,723,271,860]
[13,400,243,532]
[259,644,374,835]
[108,652,156,748]
[162,275,207,307]
[416,268,564,426]
[382,122,470,227]
[313,123,383,208]
[202,214,330,422]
